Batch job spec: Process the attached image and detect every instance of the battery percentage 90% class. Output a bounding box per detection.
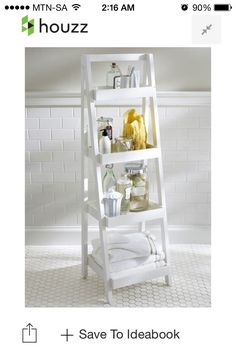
[193,4,211,11]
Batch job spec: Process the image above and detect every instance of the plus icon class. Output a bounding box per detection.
[60,329,74,342]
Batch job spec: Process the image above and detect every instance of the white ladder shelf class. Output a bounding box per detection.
[81,53,171,305]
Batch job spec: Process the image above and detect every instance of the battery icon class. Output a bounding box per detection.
[214,4,232,11]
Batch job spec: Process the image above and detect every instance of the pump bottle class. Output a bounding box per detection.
[99,129,111,154]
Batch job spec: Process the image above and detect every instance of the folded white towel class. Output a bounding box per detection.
[91,232,165,263]
[92,254,166,273]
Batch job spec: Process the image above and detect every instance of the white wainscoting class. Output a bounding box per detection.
[26,225,210,245]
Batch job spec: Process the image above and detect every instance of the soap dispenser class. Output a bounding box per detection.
[99,129,111,154]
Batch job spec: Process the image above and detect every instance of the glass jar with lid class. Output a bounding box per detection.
[125,162,149,212]
[114,136,133,152]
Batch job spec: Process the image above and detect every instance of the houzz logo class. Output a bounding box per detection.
[22,16,34,36]
[21,17,88,35]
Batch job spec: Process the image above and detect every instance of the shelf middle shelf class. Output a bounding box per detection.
[87,200,164,227]
[87,146,161,164]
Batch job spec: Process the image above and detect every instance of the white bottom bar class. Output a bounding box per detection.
[88,255,170,290]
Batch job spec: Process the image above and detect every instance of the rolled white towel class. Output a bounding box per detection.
[91,232,165,263]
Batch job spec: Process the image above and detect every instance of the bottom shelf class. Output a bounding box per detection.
[88,255,170,290]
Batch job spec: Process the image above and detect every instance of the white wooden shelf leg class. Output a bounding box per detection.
[165,274,172,286]
[160,218,172,286]
[106,285,113,306]
[81,63,88,279]
[99,224,113,305]
[81,206,88,279]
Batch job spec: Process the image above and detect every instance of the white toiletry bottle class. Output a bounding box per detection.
[106,63,121,88]
[99,129,111,154]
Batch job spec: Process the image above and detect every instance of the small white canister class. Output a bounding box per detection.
[103,191,123,217]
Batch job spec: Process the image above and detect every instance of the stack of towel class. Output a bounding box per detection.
[91,232,165,272]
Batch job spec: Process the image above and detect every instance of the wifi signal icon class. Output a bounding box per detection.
[72,4,81,10]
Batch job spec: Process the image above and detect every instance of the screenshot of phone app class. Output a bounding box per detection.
[0,1,235,353]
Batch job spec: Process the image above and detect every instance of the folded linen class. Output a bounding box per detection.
[92,254,166,273]
[91,232,165,263]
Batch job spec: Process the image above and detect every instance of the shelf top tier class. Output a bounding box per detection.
[83,53,149,63]
[92,86,156,102]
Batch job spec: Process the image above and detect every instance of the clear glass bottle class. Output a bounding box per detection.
[116,174,132,214]
[103,164,116,193]
[125,163,149,211]
[106,63,121,88]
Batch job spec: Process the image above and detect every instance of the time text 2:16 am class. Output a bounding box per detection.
[102,4,135,12]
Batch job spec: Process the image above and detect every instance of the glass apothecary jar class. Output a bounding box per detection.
[114,136,133,152]
[125,162,149,212]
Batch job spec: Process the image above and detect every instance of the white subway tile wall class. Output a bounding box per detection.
[25,104,210,227]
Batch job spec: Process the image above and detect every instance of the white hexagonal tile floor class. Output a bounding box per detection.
[25,244,210,307]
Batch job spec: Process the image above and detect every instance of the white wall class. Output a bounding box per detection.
[25,48,211,92]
